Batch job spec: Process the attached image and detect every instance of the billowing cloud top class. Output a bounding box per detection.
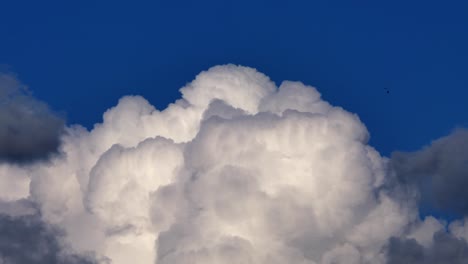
[1,65,467,264]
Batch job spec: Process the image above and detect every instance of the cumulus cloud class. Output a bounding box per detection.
[0,64,467,263]
[0,72,65,163]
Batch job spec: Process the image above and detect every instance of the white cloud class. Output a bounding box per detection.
[1,64,463,263]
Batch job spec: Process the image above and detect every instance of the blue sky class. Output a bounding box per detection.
[3,2,468,262]
[1,0,467,156]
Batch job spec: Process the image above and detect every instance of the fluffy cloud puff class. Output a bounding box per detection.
[1,65,466,263]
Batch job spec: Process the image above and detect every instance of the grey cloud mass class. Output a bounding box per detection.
[391,129,468,216]
[387,231,468,264]
[0,213,99,264]
[0,72,65,163]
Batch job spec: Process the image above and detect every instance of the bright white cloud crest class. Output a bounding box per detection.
[0,65,454,263]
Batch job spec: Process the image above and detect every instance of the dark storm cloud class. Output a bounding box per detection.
[0,73,65,163]
[391,129,468,215]
[0,213,98,264]
[387,231,468,264]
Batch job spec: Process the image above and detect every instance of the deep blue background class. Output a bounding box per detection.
[1,0,467,156]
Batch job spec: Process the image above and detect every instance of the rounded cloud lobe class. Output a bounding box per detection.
[1,65,466,263]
